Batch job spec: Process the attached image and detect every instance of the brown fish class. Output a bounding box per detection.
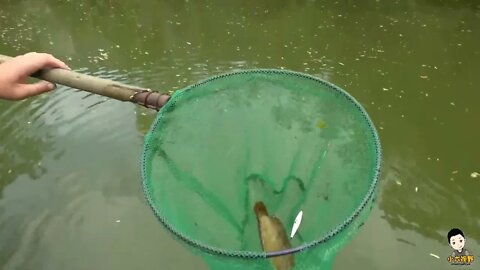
[254,201,295,270]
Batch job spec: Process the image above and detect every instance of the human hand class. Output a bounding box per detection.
[0,52,70,101]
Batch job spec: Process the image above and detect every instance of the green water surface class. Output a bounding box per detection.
[0,1,479,269]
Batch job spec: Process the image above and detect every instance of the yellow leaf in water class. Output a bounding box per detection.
[317,120,326,129]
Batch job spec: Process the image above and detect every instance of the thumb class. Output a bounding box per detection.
[17,81,56,99]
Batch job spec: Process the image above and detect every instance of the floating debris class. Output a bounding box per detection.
[415,187,418,192]
[430,253,440,259]
[395,180,402,186]
[471,172,479,178]
[396,238,416,246]
[420,75,428,79]
[100,52,109,59]
[452,170,458,174]
[290,210,303,238]
[316,120,327,129]
[116,220,121,223]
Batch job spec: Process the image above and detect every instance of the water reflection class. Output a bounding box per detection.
[0,67,206,269]
[0,99,57,198]
[0,0,479,269]
[380,151,480,245]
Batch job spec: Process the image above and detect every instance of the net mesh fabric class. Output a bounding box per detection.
[141,69,381,270]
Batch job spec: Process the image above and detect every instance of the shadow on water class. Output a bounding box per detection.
[0,95,60,266]
[0,99,58,198]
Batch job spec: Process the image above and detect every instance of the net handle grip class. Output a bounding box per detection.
[0,53,170,111]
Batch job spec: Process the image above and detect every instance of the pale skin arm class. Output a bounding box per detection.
[0,52,70,101]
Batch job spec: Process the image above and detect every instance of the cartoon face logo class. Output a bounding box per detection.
[449,228,466,252]
[447,228,474,266]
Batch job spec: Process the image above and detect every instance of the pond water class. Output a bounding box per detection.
[0,1,479,269]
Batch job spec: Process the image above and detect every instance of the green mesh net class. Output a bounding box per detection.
[141,69,381,270]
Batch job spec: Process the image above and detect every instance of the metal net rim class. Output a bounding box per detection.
[140,68,382,259]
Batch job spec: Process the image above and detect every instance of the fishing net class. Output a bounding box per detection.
[141,69,381,270]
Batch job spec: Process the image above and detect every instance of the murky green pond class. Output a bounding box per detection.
[0,1,479,269]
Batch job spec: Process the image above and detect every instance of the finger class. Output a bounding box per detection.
[14,81,56,100]
[17,52,71,74]
[28,52,71,69]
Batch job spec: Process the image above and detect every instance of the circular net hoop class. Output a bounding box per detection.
[141,69,381,270]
